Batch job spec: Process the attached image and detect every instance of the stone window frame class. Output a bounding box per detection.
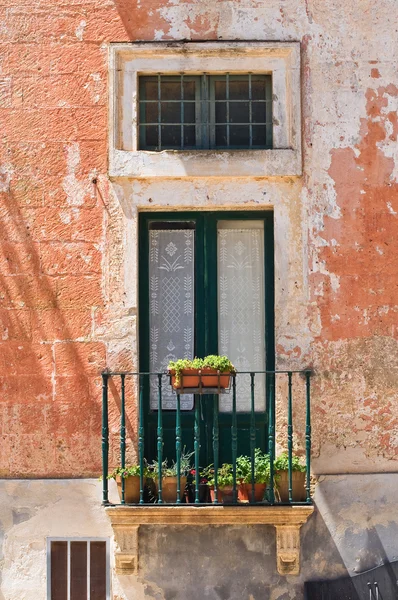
[109,42,302,178]
[46,537,111,600]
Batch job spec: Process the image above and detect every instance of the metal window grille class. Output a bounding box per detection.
[139,74,272,151]
[47,538,110,600]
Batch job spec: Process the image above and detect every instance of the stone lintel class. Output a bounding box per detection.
[106,505,314,576]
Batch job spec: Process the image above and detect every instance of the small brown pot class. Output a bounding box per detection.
[276,470,306,502]
[116,475,140,504]
[209,485,234,504]
[238,483,267,503]
[169,368,231,390]
[155,476,187,503]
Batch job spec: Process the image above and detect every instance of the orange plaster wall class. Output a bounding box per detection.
[0,1,397,476]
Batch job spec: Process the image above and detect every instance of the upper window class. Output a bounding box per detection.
[110,42,302,177]
[138,74,272,151]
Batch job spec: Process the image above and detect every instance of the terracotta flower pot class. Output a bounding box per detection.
[169,368,231,390]
[155,476,187,503]
[276,470,306,502]
[116,475,141,504]
[209,485,234,504]
[238,483,267,503]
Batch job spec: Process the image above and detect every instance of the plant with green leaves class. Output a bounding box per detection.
[149,449,194,478]
[168,355,236,387]
[202,463,234,488]
[236,449,270,484]
[274,452,306,472]
[107,464,148,480]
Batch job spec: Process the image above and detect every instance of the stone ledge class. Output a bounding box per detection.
[106,505,314,576]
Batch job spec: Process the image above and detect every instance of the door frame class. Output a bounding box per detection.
[138,210,275,462]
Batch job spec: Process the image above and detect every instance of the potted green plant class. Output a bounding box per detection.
[236,449,270,502]
[108,465,146,504]
[150,450,194,503]
[203,463,235,503]
[274,452,307,502]
[168,355,236,391]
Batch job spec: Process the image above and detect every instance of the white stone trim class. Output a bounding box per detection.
[109,42,302,178]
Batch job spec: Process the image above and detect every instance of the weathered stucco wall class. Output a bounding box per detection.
[0,0,397,477]
[0,477,397,599]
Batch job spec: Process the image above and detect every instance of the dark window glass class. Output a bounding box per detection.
[183,102,195,124]
[184,126,196,147]
[51,542,68,600]
[161,102,180,124]
[139,74,272,150]
[161,125,181,148]
[230,125,250,147]
[71,542,87,600]
[90,542,107,600]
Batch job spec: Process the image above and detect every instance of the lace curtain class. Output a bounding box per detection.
[217,222,266,412]
[149,229,194,410]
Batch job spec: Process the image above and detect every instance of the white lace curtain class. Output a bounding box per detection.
[149,229,194,410]
[217,222,266,412]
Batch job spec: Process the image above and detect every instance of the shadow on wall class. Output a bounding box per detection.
[0,186,106,477]
[113,0,164,40]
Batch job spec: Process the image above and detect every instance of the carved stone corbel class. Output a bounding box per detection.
[112,524,140,575]
[275,524,301,575]
[106,505,313,576]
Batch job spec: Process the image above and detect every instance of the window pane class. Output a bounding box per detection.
[252,102,266,124]
[141,78,157,100]
[251,78,266,100]
[140,125,158,148]
[252,125,267,147]
[149,227,195,410]
[217,221,266,413]
[90,542,107,600]
[183,102,195,124]
[143,102,157,123]
[229,79,249,100]
[139,74,271,150]
[161,102,180,124]
[183,80,196,100]
[184,126,196,147]
[160,80,181,100]
[230,125,250,147]
[214,79,226,100]
[215,125,227,147]
[51,542,68,600]
[229,101,249,123]
[71,542,87,600]
[215,102,227,123]
[161,125,181,148]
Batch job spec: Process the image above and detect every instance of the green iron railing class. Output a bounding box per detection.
[101,370,312,506]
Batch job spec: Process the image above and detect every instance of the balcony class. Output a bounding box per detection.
[101,370,314,575]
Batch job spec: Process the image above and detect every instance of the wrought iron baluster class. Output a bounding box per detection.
[194,397,200,504]
[305,371,312,503]
[231,375,238,504]
[101,373,109,505]
[287,372,293,503]
[213,395,219,504]
[138,374,145,504]
[176,392,181,503]
[120,374,126,504]
[157,373,163,504]
[268,373,275,504]
[250,372,256,504]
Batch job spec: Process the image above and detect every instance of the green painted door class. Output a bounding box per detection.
[139,211,274,466]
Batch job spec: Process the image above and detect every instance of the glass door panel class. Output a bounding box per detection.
[217,221,266,412]
[148,224,195,410]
